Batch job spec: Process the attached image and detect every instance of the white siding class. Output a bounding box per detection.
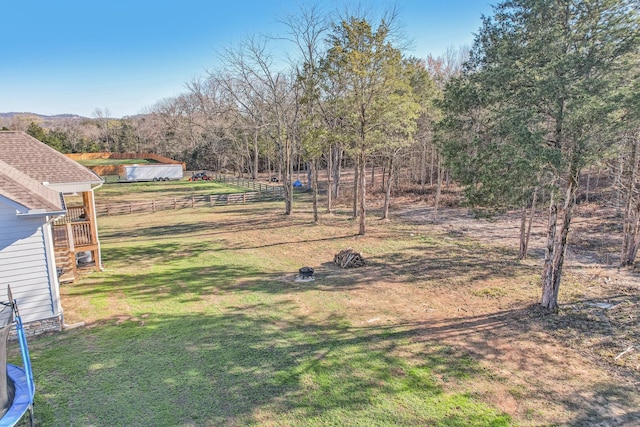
[0,202,57,323]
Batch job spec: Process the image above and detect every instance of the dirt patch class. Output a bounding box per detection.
[294,192,639,425]
[359,202,640,425]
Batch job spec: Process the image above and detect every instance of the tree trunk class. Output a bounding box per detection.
[381,164,386,192]
[331,145,342,200]
[370,159,375,189]
[420,139,427,192]
[358,148,367,235]
[541,171,578,309]
[519,190,537,260]
[434,154,443,222]
[382,156,394,220]
[267,156,272,179]
[429,146,435,187]
[525,190,537,259]
[621,132,640,266]
[621,226,640,266]
[352,155,359,219]
[326,145,333,214]
[584,165,591,203]
[541,196,559,309]
[281,136,294,216]
[615,154,624,214]
[311,158,319,223]
[519,204,528,260]
[253,131,259,180]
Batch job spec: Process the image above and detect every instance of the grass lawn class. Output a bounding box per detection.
[77,158,159,166]
[94,180,249,203]
[18,195,531,426]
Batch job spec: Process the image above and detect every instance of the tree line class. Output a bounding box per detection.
[2,0,639,310]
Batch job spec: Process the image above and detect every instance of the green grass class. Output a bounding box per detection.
[20,195,515,426]
[77,158,159,166]
[95,179,248,202]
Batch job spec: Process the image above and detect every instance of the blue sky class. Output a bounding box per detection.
[1,1,494,118]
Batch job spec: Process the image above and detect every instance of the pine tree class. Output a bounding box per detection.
[441,0,640,309]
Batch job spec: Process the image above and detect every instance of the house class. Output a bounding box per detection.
[0,131,103,334]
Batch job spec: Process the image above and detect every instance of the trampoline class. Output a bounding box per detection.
[0,287,35,427]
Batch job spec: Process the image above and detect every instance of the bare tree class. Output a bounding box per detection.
[217,36,298,214]
[92,108,112,151]
[280,3,330,222]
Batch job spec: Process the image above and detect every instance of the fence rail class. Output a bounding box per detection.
[94,174,285,217]
[96,191,278,217]
[213,174,285,196]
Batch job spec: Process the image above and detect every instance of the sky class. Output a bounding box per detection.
[0,0,494,118]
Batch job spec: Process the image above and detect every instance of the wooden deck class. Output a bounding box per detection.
[53,191,101,283]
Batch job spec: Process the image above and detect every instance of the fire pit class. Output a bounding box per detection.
[295,266,315,282]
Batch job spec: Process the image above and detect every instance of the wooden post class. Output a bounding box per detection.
[66,223,78,279]
[174,198,177,209]
[152,200,155,212]
[192,196,195,208]
[66,223,75,252]
[243,193,246,203]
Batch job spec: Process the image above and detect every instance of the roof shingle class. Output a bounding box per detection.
[0,158,63,212]
[0,131,102,185]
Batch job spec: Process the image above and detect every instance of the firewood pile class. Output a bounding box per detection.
[334,248,366,268]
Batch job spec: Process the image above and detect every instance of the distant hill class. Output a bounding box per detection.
[0,112,87,120]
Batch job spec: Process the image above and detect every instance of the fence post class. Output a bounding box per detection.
[192,196,195,208]
[209,195,212,206]
[129,203,133,214]
[152,200,155,212]
[243,193,246,203]
[174,198,177,209]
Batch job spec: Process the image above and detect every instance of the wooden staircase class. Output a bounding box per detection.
[52,203,100,283]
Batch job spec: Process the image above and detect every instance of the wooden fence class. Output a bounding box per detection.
[213,174,286,196]
[67,152,184,165]
[94,174,286,217]
[96,192,278,217]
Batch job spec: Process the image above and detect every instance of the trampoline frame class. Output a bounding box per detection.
[0,288,35,427]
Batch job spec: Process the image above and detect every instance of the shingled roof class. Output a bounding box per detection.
[0,158,64,212]
[0,131,102,185]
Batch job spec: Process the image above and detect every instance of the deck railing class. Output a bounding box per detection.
[52,222,95,248]
[54,206,86,224]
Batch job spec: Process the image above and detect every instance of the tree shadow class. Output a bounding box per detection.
[78,202,640,425]
[101,211,307,241]
[392,305,640,426]
[29,307,512,426]
[364,244,530,285]
[28,303,640,426]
